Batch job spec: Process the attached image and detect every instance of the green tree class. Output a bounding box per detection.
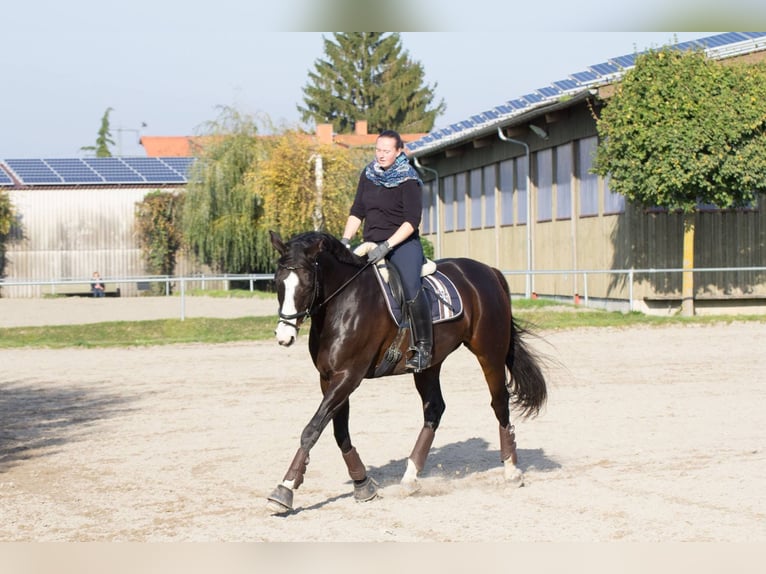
[135,190,184,294]
[298,32,445,134]
[593,46,766,315]
[81,107,116,157]
[0,189,15,279]
[181,106,266,274]
[256,130,363,239]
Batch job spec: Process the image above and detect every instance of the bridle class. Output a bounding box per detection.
[276,257,373,331]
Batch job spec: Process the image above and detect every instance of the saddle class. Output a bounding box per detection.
[354,242,463,325]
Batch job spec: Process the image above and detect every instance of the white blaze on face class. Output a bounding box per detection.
[275,271,300,345]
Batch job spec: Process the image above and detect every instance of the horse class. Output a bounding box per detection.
[266,230,547,513]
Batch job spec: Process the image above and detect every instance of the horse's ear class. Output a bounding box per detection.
[306,235,325,259]
[269,230,286,255]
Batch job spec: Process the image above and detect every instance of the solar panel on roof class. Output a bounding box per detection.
[589,61,620,75]
[494,104,514,114]
[160,157,194,178]
[571,70,600,83]
[552,79,580,91]
[45,158,104,183]
[5,158,63,185]
[741,32,766,40]
[84,158,144,183]
[696,32,747,47]
[507,99,528,110]
[123,157,185,183]
[675,40,703,52]
[521,93,543,105]
[0,168,14,186]
[536,86,561,98]
[610,54,636,68]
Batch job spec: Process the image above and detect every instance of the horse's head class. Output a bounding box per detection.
[270,230,325,346]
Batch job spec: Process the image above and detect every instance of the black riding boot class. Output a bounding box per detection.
[405,289,433,372]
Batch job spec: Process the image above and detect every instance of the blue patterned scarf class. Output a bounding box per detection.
[364,152,422,188]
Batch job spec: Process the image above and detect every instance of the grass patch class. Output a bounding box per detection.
[178,288,275,299]
[1,305,763,349]
[0,316,278,349]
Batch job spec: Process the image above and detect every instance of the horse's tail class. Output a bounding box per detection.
[508,317,548,418]
[493,268,548,418]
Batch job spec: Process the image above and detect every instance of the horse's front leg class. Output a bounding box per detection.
[266,374,364,514]
[333,399,379,503]
[401,366,445,493]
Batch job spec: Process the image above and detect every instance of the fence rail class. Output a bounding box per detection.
[2,267,765,319]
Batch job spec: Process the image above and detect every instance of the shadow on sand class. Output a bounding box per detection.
[0,380,136,473]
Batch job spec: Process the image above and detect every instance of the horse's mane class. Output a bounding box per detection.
[287,231,366,268]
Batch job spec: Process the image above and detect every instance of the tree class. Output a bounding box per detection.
[0,189,15,279]
[81,107,116,157]
[298,32,445,134]
[593,46,766,315]
[135,190,184,294]
[181,106,266,274]
[255,130,364,239]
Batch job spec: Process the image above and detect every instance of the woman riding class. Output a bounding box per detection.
[341,129,432,372]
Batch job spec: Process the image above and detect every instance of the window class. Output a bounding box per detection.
[456,172,467,231]
[470,169,482,229]
[578,136,599,216]
[536,149,553,222]
[483,165,496,228]
[421,181,433,234]
[556,143,572,219]
[443,175,455,232]
[499,159,514,225]
[604,175,625,214]
[516,156,528,225]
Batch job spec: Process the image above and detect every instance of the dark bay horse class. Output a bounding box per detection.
[267,230,547,513]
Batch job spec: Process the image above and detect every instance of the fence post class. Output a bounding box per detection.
[180,278,186,321]
[628,269,635,312]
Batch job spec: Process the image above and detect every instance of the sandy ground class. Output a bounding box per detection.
[1,297,765,542]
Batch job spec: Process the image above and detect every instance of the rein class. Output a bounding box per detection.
[277,258,373,328]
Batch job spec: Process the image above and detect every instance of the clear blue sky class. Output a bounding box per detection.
[0,7,733,158]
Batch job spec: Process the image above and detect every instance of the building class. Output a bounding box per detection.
[407,32,766,315]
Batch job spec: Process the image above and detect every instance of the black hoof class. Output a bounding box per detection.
[266,484,293,514]
[353,476,379,502]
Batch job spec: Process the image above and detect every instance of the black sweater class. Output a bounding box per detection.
[349,173,422,243]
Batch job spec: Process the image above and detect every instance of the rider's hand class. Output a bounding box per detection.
[367,241,391,264]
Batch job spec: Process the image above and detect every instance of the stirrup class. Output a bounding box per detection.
[405,346,431,372]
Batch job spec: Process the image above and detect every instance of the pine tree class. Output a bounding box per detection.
[298,33,445,134]
[81,107,116,157]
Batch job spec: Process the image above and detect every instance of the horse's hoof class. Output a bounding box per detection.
[266,484,294,514]
[399,478,421,496]
[353,476,379,502]
[503,462,525,486]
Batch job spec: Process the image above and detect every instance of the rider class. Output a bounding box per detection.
[341,129,432,372]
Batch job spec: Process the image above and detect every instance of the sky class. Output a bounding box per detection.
[1,2,760,158]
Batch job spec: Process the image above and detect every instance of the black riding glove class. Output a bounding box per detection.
[367,241,391,264]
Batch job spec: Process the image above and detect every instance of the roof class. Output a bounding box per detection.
[140,136,211,157]
[0,157,195,187]
[407,32,766,157]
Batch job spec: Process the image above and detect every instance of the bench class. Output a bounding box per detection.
[44,282,121,297]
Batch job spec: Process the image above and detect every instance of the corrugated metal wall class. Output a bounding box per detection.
[2,186,218,298]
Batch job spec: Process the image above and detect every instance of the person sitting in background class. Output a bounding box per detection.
[91,271,105,298]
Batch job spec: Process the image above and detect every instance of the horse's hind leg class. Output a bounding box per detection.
[474,351,524,485]
[333,399,378,502]
[401,364,445,492]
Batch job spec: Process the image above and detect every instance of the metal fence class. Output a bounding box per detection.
[2,267,765,319]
